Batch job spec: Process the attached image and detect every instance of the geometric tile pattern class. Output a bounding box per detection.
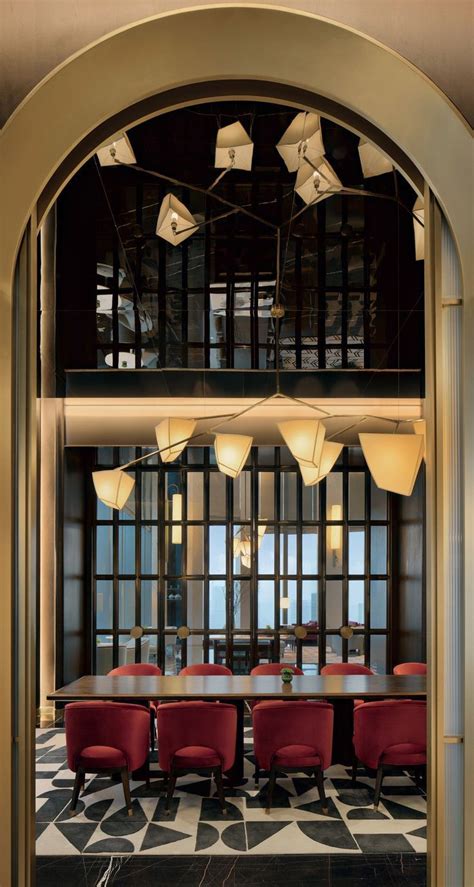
[35,728,427,856]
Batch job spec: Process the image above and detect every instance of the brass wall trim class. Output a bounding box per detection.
[443,735,464,744]
[442,299,463,307]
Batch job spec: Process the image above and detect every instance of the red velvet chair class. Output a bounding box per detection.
[393,662,427,675]
[180,664,233,676]
[352,699,427,808]
[251,663,304,677]
[157,701,237,813]
[252,700,334,814]
[108,663,162,750]
[65,701,150,816]
[321,663,374,708]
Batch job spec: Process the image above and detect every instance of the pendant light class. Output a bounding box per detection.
[295,157,342,205]
[214,433,253,478]
[156,194,198,245]
[299,441,343,486]
[359,433,424,496]
[276,112,324,172]
[155,418,197,463]
[96,133,136,166]
[278,419,326,469]
[358,139,393,178]
[214,121,254,171]
[92,468,135,510]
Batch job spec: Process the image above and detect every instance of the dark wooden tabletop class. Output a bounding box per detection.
[48,673,426,701]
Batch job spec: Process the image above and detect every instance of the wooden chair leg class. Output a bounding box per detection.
[120,767,133,816]
[315,767,329,815]
[165,772,177,813]
[351,757,358,784]
[265,767,277,814]
[214,767,227,814]
[70,769,83,812]
[374,766,384,810]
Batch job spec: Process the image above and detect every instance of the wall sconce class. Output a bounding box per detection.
[280,596,290,625]
[329,504,342,567]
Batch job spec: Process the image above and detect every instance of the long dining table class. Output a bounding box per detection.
[48,673,426,783]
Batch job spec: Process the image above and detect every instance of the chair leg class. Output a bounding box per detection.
[265,767,277,814]
[165,772,177,814]
[214,767,227,814]
[351,757,358,784]
[70,769,83,813]
[150,712,155,753]
[120,767,133,816]
[315,767,329,815]
[374,766,384,810]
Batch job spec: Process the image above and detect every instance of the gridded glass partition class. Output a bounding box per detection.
[93,446,391,674]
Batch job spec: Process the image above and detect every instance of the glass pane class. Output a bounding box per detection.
[370,635,387,674]
[96,526,113,574]
[302,482,319,520]
[143,634,159,666]
[141,579,158,629]
[165,579,183,628]
[325,633,343,664]
[371,526,387,574]
[326,472,343,519]
[280,634,297,665]
[209,579,227,629]
[188,580,204,629]
[257,634,274,663]
[258,526,275,574]
[302,579,318,624]
[258,580,275,629]
[141,526,158,574]
[280,579,296,626]
[348,633,365,664]
[97,447,114,465]
[95,636,114,674]
[119,475,135,519]
[187,472,204,520]
[97,499,112,521]
[210,472,226,519]
[349,473,365,520]
[119,579,135,629]
[209,635,226,665]
[166,530,184,575]
[232,635,252,675]
[187,525,204,574]
[233,472,251,520]
[118,525,135,573]
[118,634,137,666]
[326,580,343,629]
[186,633,204,666]
[349,527,365,574]
[258,472,275,520]
[280,527,297,574]
[371,479,387,519]
[302,527,318,574]
[209,525,226,574]
[302,639,319,675]
[370,580,387,629]
[326,525,343,574]
[141,472,158,520]
[232,524,251,576]
[233,580,251,630]
[96,580,113,630]
[165,636,181,674]
[280,473,297,520]
[349,580,365,626]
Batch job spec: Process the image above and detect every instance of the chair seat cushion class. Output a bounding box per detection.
[77,745,127,769]
[273,743,321,768]
[381,742,426,766]
[172,745,221,769]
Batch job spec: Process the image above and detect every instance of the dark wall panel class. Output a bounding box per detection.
[392,467,426,667]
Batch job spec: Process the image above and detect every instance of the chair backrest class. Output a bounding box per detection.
[108,663,162,676]
[320,663,374,675]
[65,701,150,772]
[393,662,427,675]
[179,663,233,676]
[250,663,304,676]
[353,700,427,769]
[157,701,237,772]
[253,700,334,771]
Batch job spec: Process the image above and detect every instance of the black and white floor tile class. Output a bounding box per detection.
[36,727,427,857]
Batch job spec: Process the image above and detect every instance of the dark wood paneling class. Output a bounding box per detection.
[391,466,426,667]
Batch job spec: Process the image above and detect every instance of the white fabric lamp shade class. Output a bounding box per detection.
[214,433,253,478]
[299,441,343,486]
[96,133,136,166]
[93,468,135,510]
[215,121,254,170]
[155,418,197,463]
[295,157,342,205]
[276,112,324,172]
[104,351,136,368]
[359,433,424,496]
[413,198,425,261]
[358,139,393,178]
[278,419,326,469]
[156,194,199,246]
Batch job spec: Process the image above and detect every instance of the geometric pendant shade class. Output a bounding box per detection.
[96,133,136,167]
[359,433,424,496]
[215,121,254,170]
[155,418,197,463]
[92,468,135,510]
[276,112,324,172]
[358,139,393,178]
[298,441,343,486]
[156,194,199,246]
[214,433,253,478]
[294,157,342,205]
[278,419,326,469]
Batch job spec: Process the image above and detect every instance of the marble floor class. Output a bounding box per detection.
[36,727,427,859]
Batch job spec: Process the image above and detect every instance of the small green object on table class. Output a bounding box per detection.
[280,667,294,684]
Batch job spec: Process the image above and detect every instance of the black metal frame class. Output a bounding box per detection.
[92,445,391,675]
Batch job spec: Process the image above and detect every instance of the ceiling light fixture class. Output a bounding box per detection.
[96,133,136,167]
[295,157,342,205]
[358,139,393,178]
[276,112,324,172]
[359,432,424,496]
[155,418,197,463]
[214,433,253,479]
[93,468,135,511]
[210,121,254,190]
[156,194,199,245]
[299,441,344,486]
[278,419,326,469]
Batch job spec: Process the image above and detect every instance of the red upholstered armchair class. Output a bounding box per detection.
[252,700,334,813]
[353,700,427,808]
[393,662,427,675]
[157,701,237,813]
[108,663,162,750]
[179,664,233,676]
[65,701,150,815]
[321,662,374,708]
[251,663,304,677]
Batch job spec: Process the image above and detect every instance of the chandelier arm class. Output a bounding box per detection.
[118,413,241,469]
[179,207,240,235]
[281,188,424,230]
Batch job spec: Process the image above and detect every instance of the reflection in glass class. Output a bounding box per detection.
[96,526,113,574]
[280,473,297,520]
[96,580,113,629]
[326,473,343,518]
[371,526,387,574]
[280,579,296,625]
[141,472,158,520]
[302,579,318,623]
[210,472,226,519]
[349,580,365,626]
[187,581,204,629]
[370,580,387,629]
[302,527,318,574]
[302,482,319,520]
[187,525,204,575]
[371,479,387,519]
[141,579,158,629]
[302,640,319,675]
[370,635,387,674]
[186,633,204,666]
[141,526,158,574]
[209,580,227,629]
[118,525,135,574]
[95,637,114,674]
[325,633,343,663]
[165,580,183,628]
[258,472,275,519]
[258,580,275,629]
[119,580,135,629]
[258,527,275,574]
[187,473,204,520]
[326,525,343,574]
[280,527,297,574]
[233,472,251,520]
[209,525,226,574]
[233,580,251,630]
[326,580,343,629]
[349,527,365,574]
[349,473,365,520]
